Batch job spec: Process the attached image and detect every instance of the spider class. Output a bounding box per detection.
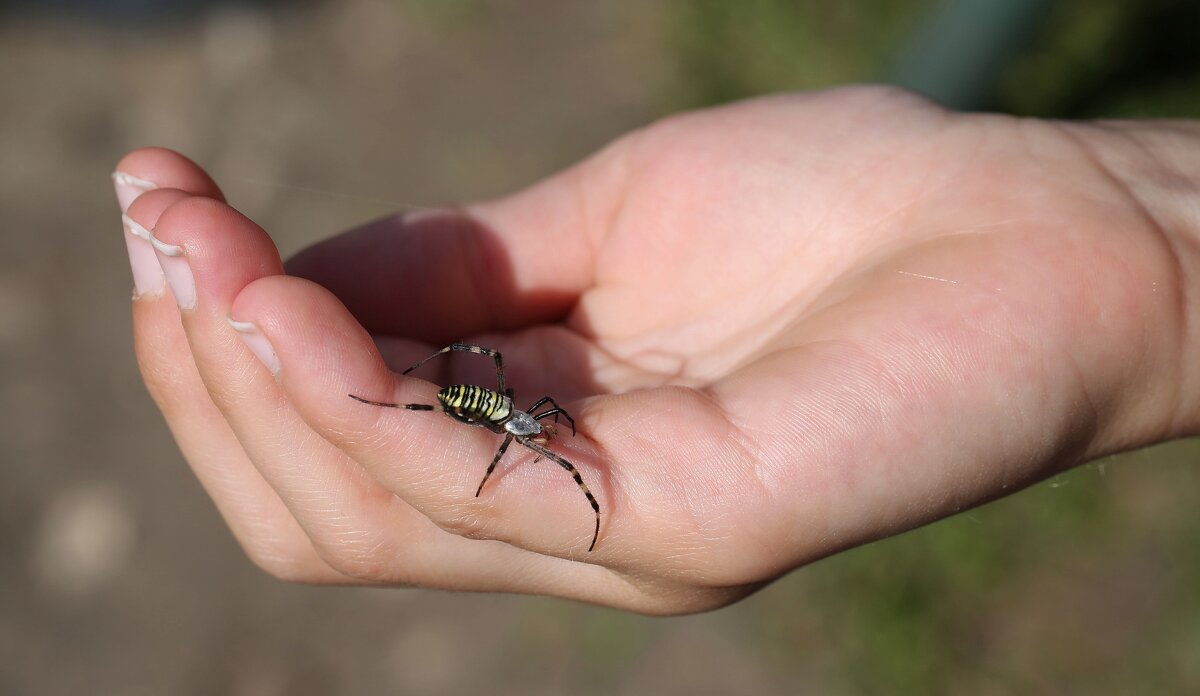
[349,343,601,552]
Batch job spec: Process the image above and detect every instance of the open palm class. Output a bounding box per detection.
[119,86,1187,613]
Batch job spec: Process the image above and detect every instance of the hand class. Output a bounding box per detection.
[116,86,1200,614]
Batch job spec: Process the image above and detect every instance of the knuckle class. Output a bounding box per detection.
[430,504,497,543]
[315,534,402,582]
[240,538,328,584]
[639,585,754,616]
[227,511,343,584]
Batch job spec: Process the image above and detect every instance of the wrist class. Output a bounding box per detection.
[1066,120,1200,442]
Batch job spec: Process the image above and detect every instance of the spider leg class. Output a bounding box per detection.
[476,433,514,497]
[518,439,600,552]
[528,396,574,436]
[403,343,507,395]
[348,394,434,411]
[532,408,575,436]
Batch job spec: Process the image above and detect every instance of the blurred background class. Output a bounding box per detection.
[2,0,1199,693]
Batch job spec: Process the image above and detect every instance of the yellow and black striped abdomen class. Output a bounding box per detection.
[437,384,512,424]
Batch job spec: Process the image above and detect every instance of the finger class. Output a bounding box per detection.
[283,159,608,342]
[157,198,615,596]
[124,188,341,582]
[113,147,224,213]
[228,274,617,562]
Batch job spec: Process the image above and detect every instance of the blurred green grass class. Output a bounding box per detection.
[665,0,1200,118]
[744,442,1200,693]
[664,1,931,109]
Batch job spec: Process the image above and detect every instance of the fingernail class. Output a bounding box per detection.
[121,214,166,298]
[227,318,281,375]
[148,232,196,311]
[112,171,156,213]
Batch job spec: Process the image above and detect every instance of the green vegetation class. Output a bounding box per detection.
[665,0,1200,118]
[665,1,931,109]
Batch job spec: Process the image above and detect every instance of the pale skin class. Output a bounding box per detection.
[117,86,1200,614]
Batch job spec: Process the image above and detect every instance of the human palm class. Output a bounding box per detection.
[118,86,1185,613]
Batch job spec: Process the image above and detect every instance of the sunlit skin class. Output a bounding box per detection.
[119,86,1200,614]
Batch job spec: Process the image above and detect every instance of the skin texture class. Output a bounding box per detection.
[117,86,1200,614]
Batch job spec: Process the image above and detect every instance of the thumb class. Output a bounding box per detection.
[283,153,621,343]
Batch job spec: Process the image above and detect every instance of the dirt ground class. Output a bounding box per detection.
[3,2,1199,695]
